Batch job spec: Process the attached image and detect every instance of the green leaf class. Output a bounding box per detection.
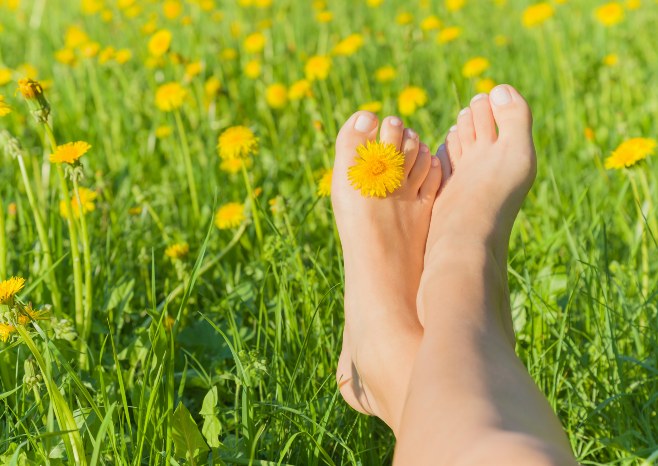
[171,402,209,463]
[200,387,222,448]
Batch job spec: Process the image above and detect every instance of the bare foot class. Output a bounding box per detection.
[419,85,537,336]
[332,111,442,433]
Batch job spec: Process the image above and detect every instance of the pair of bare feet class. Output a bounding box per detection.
[331,85,575,464]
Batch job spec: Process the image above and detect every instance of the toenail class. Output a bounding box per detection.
[431,157,440,167]
[449,125,457,132]
[406,128,417,139]
[490,86,512,106]
[459,107,470,116]
[354,113,377,132]
[420,144,429,153]
[389,117,402,127]
[471,93,488,103]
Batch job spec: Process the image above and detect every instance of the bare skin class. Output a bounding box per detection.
[332,111,444,433]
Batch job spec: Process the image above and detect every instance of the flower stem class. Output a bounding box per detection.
[72,177,94,349]
[628,172,649,295]
[44,123,85,362]
[240,162,263,245]
[0,193,6,280]
[174,109,201,222]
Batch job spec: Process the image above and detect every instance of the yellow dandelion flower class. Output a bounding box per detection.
[221,48,238,60]
[332,34,364,57]
[437,26,462,44]
[55,48,77,66]
[19,303,49,322]
[359,101,382,113]
[462,57,490,78]
[348,141,405,198]
[149,29,172,57]
[476,78,496,93]
[220,157,252,174]
[396,12,414,25]
[65,25,89,49]
[18,314,30,326]
[445,0,465,11]
[17,78,44,100]
[420,15,441,31]
[316,11,333,22]
[604,138,656,169]
[626,0,640,9]
[398,86,428,116]
[156,125,173,138]
[81,42,101,58]
[50,141,91,164]
[305,55,332,81]
[0,276,25,304]
[214,202,246,229]
[165,242,189,259]
[584,127,595,141]
[0,68,12,86]
[244,59,262,79]
[184,61,203,80]
[603,54,619,66]
[0,95,11,117]
[265,83,288,109]
[98,46,115,64]
[217,126,258,160]
[288,79,312,100]
[205,76,222,97]
[115,49,133,64]
[0,323,17,343]
[595,2,624,26]
[366,0,383,6]
[155,82,187,111]
[60,187,98,219]
[244,32,266,53]
[163,0,182,19]
[522,3,555,28]
[375,65,396,82]
[317,168,332,197]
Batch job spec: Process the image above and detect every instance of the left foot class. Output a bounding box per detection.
[332,111,443,433]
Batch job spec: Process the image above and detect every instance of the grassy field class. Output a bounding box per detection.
[1,0,657,464]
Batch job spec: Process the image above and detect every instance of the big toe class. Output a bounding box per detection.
[334,111,379,175]
[489,85,533,140]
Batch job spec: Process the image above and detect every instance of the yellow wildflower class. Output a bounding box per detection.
[398,86,428,116]
[437,26,461,44]
[115,49,133,64]
[55,48,77,66]
[317,169,332,197]
[17,78,44,100]
[476,78,496,93]
[0,95,11,117]
[184,61,203,80]
[0,323,17,343]
[65,25,89,49]
[366,0,383,6]
[288,79,312,100]
[445,0,465,11]
[98,46,115,64]
[163,0,182,19]
[205,76,222,96]
[221,48,238,60]
[50,141,91,164]
[522,3,555,28]
[265,83,288,109]
[305,55,332,81]
[604,138,656,169]
[626,0,640,9]
[603,54,619,66]
[420,15,441,31]
[359,101,382,113]
[217,126,258,160]
[0,68,12,86]
[396,12,413,25]
[165,242,189,259]
[375,65,396,82]
[332,34,364,56]
[0,277,25,304]
[19,303,50,322]
[81,42,101,58]
[60,187,98,219]
[244,60,262,79]
[220,157,252,174]
[595,2,624,26]
[155,82,187,111]
[156,126,173,138]
[348,141,405,198]
[244,32,266,53]
[462,57,490,78]
[316,11,333,22]
[149,29,172,57]
[214,203,246,229]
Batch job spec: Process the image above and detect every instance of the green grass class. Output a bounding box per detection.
[1,0,657,464]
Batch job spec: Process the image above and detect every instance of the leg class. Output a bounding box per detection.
[395,86,578,465]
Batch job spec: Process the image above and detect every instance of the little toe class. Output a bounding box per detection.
[379,116,405,150]
[419,154,442,202]
[334,111,379,174]
[489,85,533,140]
[401,128,420,177]
[435,144,452,190]
[470,93,497,142]
[407,143,432,189]
[445,129,462,172]
[456,107,476,147]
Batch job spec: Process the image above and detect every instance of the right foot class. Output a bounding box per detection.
[420,85,536,334]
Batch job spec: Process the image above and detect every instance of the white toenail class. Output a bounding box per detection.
[471,93,488,103]
[355,113,377,132]
[490,86,512,106]
[459,107,470,116]
[449,125,457,132]
[406,128,417,139]
[420,145,429,153]
[431,157,440,167]
[389,117,402,127]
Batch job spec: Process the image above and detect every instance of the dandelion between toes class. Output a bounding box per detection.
[332,85,579,465]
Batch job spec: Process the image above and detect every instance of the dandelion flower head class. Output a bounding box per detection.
[398,86,428,116]
[604,138,656,169]
[317,168,333,197]
[348,141,405,198]
[522,3,555,28]
[0,323,17,343]
[0,276,26,304]
[214,202,246,229]
[155,82,187,111]
[165,242,190,259]
[462,57,490,78]
[50,141,92,164]
[217,126,258,160]
[17,78,44,100]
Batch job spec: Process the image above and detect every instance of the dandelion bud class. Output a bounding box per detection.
[0,130,24,160]
[17,78,51,123]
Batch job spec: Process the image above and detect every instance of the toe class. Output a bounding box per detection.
[489,85,533,140]
[401,127,420,177]
[446,128,462,172]
[470,93,497,142]
[379,115,405,150]
[456,107,475,147]
[435,143,452,191]
[419,153,442,202]
[407,143,431,190]
[334,111,379,175]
